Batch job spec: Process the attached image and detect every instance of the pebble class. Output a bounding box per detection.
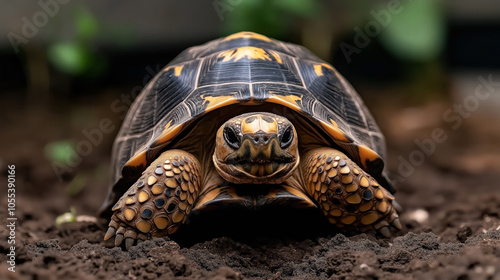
[406,208,429,224]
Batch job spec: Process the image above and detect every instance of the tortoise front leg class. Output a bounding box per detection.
[302,148,401,237]
[104,149,201,249]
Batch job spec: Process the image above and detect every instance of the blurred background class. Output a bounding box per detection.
[1,0,499,221]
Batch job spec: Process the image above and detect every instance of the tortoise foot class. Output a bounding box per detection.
[104,149,201,248]
[372,211,402,238]
[303,148,402,236]
[104,215,149,249]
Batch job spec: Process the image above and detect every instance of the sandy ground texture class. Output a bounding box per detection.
[1,92,500,280]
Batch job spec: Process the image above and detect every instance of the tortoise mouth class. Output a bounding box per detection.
[222,141,296,177]
[231,161,290,176]
[213,154,299,184]
[223,137,295,165]
[225,155,295,165]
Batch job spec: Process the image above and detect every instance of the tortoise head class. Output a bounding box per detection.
[213,112,299,184]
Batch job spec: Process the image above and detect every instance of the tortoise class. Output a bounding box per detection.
[100,31,401,249]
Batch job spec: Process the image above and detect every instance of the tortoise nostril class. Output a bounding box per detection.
[251,134,272,145]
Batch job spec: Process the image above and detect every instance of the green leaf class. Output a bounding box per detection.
[379,0,445,61]
[44,140,77,165]
[56,207,77,226]
[47,43,91,75]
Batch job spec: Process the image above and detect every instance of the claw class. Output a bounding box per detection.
[125,238,135,250]
[105,213,151,249]
[106,221,143,249]
[392,200,403,212]
[115,234,124,247]
[379,226,391,238]
[104,227,116,241]
[392,218,402,230]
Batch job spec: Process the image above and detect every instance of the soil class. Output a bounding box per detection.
[1,89,500,280]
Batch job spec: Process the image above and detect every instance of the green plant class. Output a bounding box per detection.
[47,7,106,77]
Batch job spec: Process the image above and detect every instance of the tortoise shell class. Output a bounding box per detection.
[101,32,393,218]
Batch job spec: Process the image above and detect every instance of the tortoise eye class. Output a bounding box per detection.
[223,126,240,149]
[280,126,294,149]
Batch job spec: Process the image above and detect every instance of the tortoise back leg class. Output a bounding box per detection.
[302,147,401,236]
[104,149,200,249]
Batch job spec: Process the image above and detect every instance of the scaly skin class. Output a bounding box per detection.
[104,150,201,249]
[301,148,401,236]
